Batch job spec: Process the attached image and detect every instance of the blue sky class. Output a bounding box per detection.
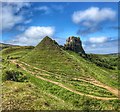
[1,2,119,54]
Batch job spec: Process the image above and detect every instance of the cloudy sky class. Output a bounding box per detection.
[1,2,119,54]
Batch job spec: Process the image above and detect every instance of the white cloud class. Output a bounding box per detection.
[24,19,32,24]
[1,2,31,31]
[89,36,108,43]
[34,4,66,15]
[1,6,23,30]
[84,39,118,54]
[91,44,96,48]
[34,6,50,14]
[9,26,55,46]
[72,7,116,26]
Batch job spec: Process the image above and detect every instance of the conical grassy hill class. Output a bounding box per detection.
[21,36,118,88]
[34,36,60,51]
[22,36,85,77]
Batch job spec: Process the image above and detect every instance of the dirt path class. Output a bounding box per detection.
[20,61,52,75]
[60,51,120,98]
[73,77,120,97]
[11,60,119,101]
[19,60,120,98]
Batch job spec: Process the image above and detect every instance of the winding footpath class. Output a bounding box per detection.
[11,60,119,101]
[73,77,119,97]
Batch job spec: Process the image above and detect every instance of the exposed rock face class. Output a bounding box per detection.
[64,36,85,54]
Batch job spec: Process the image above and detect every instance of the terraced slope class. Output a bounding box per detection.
[2,58,119,110]
[1,36,120,110]
[67,51,119,89]
[11,59,118,100]
[22,37,119,90]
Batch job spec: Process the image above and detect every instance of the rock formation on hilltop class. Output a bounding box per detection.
[64,36,85,54]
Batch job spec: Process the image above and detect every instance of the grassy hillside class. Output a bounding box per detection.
[22,36,86,77]
[1,37,120,111]
[2,81,75,110]
[21,37,119,89]
[1,60,119,110]
[67,51,119,88]
[1,46,34,59]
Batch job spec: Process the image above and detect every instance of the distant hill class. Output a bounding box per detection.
[0,43,19,50]
[84,53,118,70]
[1,46,34,59]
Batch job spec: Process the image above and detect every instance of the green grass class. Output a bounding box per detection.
[2,72,120,110]
[29,73,120,110]
[2,60,74,110]
[2,57,119,110]
[1,46,34,59]
[67,51,119,89]
[85,53,118,70]
[1,37,119,110]
[21,39,119,89]
[2,81,75,110]
[21,37,85,77]
[69,80,115,97]
[17,60,116,98]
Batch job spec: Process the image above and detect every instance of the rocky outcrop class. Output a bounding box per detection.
[64,36,85,54]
